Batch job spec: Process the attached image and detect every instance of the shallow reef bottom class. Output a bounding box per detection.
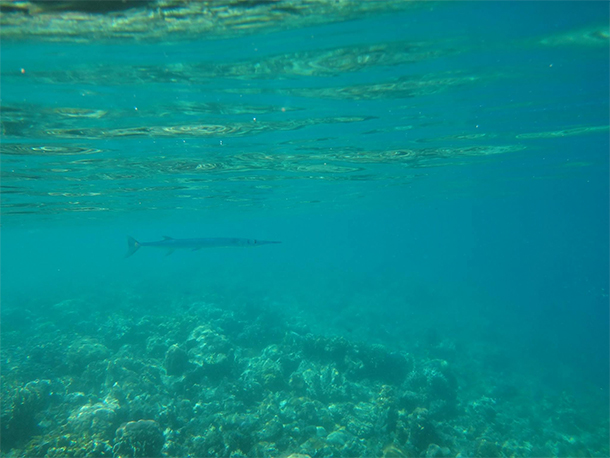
[1,296,608,458]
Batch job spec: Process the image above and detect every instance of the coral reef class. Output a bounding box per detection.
[0,297,608,457]
[1,380,53,449]
[163,345,190,377]
[113,420,164,458]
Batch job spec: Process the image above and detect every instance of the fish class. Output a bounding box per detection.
[125,235,281,258]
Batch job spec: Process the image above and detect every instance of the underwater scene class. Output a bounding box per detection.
[1,1,609,457]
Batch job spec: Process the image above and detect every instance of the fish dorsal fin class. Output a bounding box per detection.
[162,236,174,240]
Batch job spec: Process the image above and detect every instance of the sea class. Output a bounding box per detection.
[0,1,608,457]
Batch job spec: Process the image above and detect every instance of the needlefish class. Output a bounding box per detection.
[125,236,281,258]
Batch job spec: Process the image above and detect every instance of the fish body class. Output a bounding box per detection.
[126,235,280,258]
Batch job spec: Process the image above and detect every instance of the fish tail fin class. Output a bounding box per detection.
[125,236,141,258]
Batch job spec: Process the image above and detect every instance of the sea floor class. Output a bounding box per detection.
[1,291,608,458]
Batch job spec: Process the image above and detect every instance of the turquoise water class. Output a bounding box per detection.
[1,1,609,457]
